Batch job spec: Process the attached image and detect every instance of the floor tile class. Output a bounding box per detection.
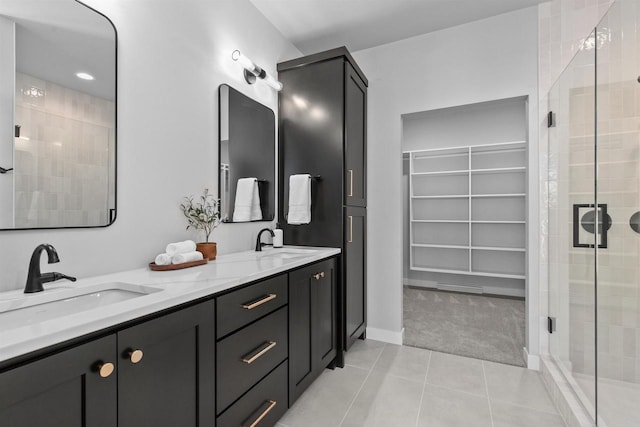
[484,360,558,413]
[344,339,386,370]
[372,344,431,383]
[278,365,369,427]
[426,351,487,396]
[491,400,566,427]
[341,370,424,427]
[416,384,492,427]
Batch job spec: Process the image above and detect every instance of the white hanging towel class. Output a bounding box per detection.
[233,178,262,222]
[288,174,311,225]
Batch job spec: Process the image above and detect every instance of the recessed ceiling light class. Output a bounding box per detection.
[76,72,94,81]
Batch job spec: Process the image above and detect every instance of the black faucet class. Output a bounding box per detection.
[255,228,275,252]
[24,244,77,293]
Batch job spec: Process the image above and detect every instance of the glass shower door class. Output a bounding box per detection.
[547,29,598,420]
[595,0,640,425]
[549,1,640,424]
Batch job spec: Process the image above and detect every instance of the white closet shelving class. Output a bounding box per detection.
[406,141,527,280]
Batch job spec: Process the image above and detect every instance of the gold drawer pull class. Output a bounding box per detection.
[313,271,325,280]
[241,341,277,364]
[241,294,276,310]
[348,215,353,243]
[244,400,277,427]
[348,169,353,197]
[95,361,115,378]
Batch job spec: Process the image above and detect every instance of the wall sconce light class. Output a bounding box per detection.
[232,49,283,91]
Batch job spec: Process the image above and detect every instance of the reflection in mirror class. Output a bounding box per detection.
[218,84,275,223]
[0,0,116,229]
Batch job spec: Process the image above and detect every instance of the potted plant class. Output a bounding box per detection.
[180,188,220,260]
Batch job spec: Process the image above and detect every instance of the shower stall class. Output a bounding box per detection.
[547,0,640,425]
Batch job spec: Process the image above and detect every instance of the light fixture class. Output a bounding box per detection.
[231,50,283,91]
[76,72,95,81]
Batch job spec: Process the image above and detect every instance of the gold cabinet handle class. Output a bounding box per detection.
[241,294,277,310]
[95,361,115,378]
[348,169,353,197]
[127,349,144,364]
[313,271,325,280]
[348,215,353,243]
[244,400,277,427]
[241,341,276,364]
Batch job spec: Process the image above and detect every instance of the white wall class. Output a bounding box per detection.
[0,16,14,229]
[0,0,300,292]
[353,7,540,357]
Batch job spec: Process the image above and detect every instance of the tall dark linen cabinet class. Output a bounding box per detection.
[278,47,367,361]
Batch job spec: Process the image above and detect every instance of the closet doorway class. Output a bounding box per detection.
[401,97,528,366]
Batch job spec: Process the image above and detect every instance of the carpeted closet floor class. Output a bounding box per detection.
[403,286,526,367]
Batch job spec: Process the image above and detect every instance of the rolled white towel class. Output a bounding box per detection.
[172,251,204,264]
[154,253,172,266]
[166,240,196,256]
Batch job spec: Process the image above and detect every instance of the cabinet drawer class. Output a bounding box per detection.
[217,361,287,427]
[217,307,288,413]
[217,274,288,338]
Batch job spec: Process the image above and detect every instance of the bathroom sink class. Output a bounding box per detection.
[259,248,317,259]
[0,282,162,330]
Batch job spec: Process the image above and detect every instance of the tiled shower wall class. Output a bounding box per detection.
[14,72,115,228]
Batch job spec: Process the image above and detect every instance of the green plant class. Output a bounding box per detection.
[180,188,220,242]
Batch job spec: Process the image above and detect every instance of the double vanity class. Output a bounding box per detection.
[0,2,368,425]
[0,246,340,427]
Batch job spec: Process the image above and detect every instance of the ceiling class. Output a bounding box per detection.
[250,0,548,54]
[1,0,115,100]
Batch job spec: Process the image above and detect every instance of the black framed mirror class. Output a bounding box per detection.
[218,84,275,223]
[0,0,117,230]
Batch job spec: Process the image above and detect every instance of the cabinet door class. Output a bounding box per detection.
[345,62,367,207]
[288,258,337,405]
[288,265,313,405]
[0,335,117,427]
[345,206,366,350]
[117,300,215,427]
[313,259,337,370]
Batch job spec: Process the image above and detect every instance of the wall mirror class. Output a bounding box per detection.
[218,84,275,223]
[0,0,116,230]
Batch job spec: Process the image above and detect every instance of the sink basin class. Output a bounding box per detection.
[259,248,317,259]
[0,282,161,329]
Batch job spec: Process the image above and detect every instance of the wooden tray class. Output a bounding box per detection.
[149,259,208,271]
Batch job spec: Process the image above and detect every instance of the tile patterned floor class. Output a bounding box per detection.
[277,340,566,427]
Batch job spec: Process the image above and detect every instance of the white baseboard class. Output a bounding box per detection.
[524,347,540,370]
[403,278,525,298]
[366,327,404,345]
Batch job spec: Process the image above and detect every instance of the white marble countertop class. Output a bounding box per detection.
[0,246,340,365]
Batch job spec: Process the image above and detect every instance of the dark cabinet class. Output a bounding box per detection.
[288,258,337,405]
[0,335,117,427]
[345,206,366,349]
[0,300,215,427]
[345,63,367,208]
[118,300,215,427]
[278,47,368,358]
[216,307,287,412]
[215,273,289,427]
